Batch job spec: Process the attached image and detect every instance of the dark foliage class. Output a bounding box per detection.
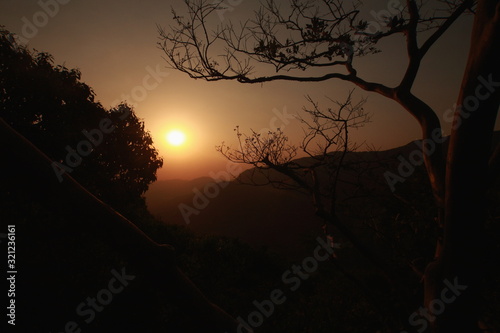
[0,28,162,219]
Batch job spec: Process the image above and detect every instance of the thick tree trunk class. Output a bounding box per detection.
[0,117,239,332]
[423,1,500,332]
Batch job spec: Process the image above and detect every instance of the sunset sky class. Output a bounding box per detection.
[1,0,492,180]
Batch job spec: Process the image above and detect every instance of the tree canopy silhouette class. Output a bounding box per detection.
[0,27,241,333]
[0,27,163,218]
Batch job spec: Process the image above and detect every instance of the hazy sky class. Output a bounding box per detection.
[0,0,490,180]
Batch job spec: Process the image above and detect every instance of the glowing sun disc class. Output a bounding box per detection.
[166,130,186,146]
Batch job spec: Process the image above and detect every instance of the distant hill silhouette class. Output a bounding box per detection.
[146,176,322,258]
[146,132,500,258]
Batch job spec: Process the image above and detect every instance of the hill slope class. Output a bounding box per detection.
[146,132,500,258]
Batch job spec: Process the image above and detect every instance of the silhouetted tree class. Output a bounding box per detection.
[0,27,239,332]
[217,91,422,328]
[217,92,385,274]
[0,117,239,332]
[0,28,162,219]
[159,1,500,331]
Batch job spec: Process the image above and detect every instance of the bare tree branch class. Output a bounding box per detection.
[157,2,474,207]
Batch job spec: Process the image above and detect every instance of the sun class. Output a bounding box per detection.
[166,130,186,146]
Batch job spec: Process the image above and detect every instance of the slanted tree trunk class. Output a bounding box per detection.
[423,1,500,331]
[0,117,239,332]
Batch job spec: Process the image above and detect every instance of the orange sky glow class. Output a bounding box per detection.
[2,0,495,181]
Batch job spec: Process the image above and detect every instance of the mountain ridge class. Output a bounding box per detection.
[146,133,500,258]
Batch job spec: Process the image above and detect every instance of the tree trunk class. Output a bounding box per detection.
[424,1,500,332]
